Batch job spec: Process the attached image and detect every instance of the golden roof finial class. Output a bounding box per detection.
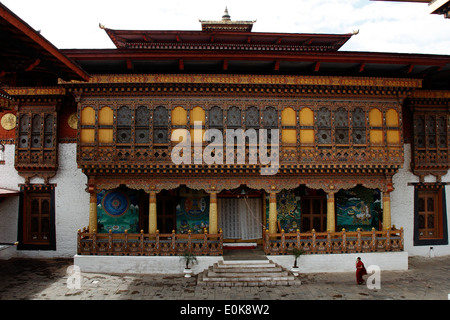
[99,23,105,29]
[222,7,231,21]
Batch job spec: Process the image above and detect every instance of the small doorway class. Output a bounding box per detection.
[157,189,177,233]
[300,190,328,232]
[218,186,264,243]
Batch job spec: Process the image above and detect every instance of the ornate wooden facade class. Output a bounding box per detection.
[1,4,449,256]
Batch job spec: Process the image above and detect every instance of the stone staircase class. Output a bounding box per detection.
[197,259,302,287]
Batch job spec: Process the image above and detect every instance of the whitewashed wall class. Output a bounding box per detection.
[0,143,89,258]
[391,144,450,257]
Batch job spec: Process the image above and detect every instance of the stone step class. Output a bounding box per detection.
[208,270,290,278]
[197,272,301,287]
[217,262,278,269]
[212,266,284,273]
[197,259,302,287]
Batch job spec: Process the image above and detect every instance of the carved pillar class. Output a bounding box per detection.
[327,192,336,232]
[88,191,97,232]
[382,191,392,230]
[209,192,218,234]
[269,192,277,234]
[149,192,157,234]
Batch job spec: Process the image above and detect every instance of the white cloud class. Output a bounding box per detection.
[1,0,449,54]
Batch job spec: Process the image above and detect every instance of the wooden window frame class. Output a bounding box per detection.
[17,184,56,251]
[413,184,448,246]
[300,195,328,232]
[15,110,58,168]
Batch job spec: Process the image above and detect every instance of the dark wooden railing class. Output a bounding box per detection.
[263,228,404,255]
[77,227,403,256]
[77,229,223,256]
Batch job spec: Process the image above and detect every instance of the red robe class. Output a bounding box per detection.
[356,260,367,284]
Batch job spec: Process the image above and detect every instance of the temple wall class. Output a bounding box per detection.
[391,144,450,257]
[0,144,22,259]
[1,142,449,260]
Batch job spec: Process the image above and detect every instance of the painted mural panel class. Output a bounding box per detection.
[97,188,140,233]
[176,189,210,234]
[336,186,381,231]
[266,189,301,232]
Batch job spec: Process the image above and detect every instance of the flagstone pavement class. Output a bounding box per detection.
[0,255,449,301]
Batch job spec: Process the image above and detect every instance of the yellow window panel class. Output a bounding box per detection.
[370,129,383,145]
[172,107,188,126]
[299,108,314,126]
[281,108,296,126]
[98,128,113,143]
[386,109,399,127]
[369,108,382,127]
[282,129,297,144]
[81,107,95,126]
[387,130,400,145]
[98,107,113,126]
[80,129,95,143]
[300,129,314,144]
[190,106,206,125]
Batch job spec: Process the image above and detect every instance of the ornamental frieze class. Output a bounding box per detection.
[59,73,422,89]
[91,175,392,194]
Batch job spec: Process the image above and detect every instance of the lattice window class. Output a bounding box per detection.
[18,114,29,148]
[31,114,41,148]
[117,106,132,144]
[44,115,54,148]
[413,112,448,169]
[16,110,57,168]
[245,106,259,128]
[263,107,277,128]
[335,107,349,145]
[135,106,150,144]
[352,107,366,145]
[153,106,169,145]
[227,106,241,128]
[317,107,331,145]
[438,116,447,149]
[208,106,223,128]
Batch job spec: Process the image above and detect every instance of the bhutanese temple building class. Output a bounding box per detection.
[0,3,449,274]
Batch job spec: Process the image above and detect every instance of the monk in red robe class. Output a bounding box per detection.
[355,257,367,285]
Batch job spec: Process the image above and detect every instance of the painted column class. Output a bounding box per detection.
[149,192,157,234]
[327,192,336,232]
[269,192,277,234]
[88,192,97,232]
[382,191,391,230]
[209,192,218,234]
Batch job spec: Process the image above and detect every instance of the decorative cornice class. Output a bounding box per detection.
[59,73,423,89]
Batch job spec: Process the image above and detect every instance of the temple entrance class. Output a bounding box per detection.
[218,186,264,244]
[156,190,177,233]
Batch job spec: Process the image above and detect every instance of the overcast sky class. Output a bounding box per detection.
[2,0,449,54]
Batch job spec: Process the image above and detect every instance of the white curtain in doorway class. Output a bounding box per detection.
[218,198,262,240]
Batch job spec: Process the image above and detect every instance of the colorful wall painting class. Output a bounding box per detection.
[97,188,140,233]
[176,188,209,234]
[336,186,381,231]
[266,189,301,232]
